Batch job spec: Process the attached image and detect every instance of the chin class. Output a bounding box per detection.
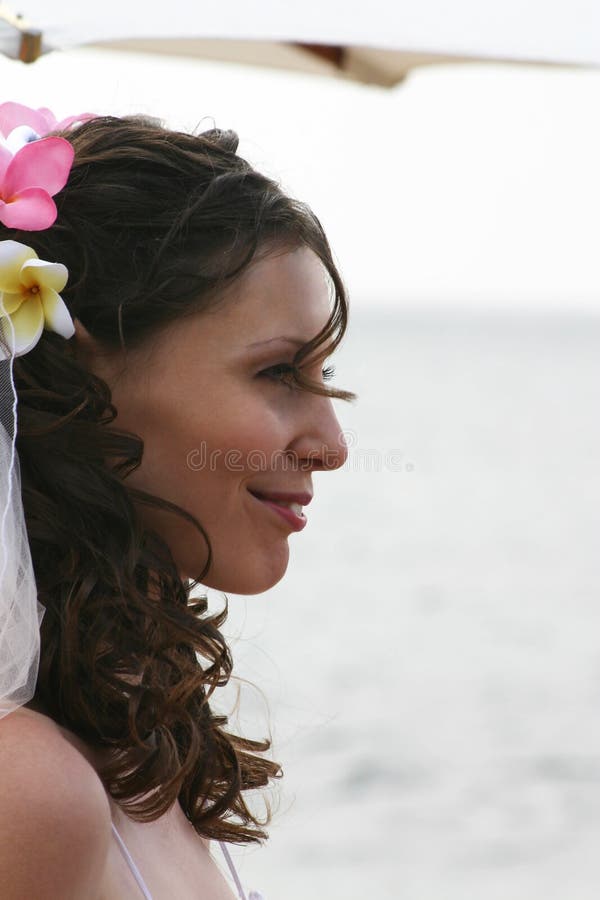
[183,545,290,596]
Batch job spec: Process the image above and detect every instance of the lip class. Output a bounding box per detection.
[247,489,313,507]
[248,490,308,532]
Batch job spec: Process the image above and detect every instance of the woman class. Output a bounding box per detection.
[0,108,355,898]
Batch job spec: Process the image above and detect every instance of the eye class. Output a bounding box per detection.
[260,362,336,386]
[260,362,296,382]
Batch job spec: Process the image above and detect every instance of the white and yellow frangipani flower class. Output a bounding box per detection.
[0,239,74,359]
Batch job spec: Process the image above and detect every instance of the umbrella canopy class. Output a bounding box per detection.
[0,0,599,86]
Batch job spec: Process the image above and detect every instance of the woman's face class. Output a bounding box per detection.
[74,245,348,594]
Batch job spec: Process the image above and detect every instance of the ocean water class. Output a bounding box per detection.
[202,308,600,900]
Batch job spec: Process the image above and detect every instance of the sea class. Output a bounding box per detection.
[197,307,600,900]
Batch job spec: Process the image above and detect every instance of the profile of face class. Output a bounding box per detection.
[74,246,348,595]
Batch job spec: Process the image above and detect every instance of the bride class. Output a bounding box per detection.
[0,106,355,898]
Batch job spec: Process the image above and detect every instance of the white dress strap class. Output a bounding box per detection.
[110,822,264,900]
[111,822,154,900]
[218,841,250,900]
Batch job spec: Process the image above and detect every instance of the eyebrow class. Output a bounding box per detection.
[246,336,307,349]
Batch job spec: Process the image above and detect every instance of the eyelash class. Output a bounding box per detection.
[260,362,336,385]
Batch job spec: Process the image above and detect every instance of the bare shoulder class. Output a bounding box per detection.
[0,708,112,899]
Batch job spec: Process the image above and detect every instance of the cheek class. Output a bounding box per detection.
[118,376,291,497]
[202,388,290,458]
[112,387,199,498]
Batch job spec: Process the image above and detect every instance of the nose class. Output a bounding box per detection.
[290,397,349,472]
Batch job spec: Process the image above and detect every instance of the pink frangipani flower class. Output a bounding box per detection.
[0,101,97,231]
[0,137,74,231]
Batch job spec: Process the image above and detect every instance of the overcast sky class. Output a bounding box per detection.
[2,46,599,314]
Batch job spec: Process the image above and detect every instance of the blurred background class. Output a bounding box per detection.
[2,5,600,897]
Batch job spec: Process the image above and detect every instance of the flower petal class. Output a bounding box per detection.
[0,102,51,138]
[35,107,59,132]
[0,293,43,357]
[0,292,25,315]
[0,143,12,184]
[39,286,75,340]
[0,241,37,292]
[0,188,57,231]
[54,112,97,131]
[3,136,74,198]
[21,259,68,293]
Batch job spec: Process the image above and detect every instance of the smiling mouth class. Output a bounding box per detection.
[248,490,308,532]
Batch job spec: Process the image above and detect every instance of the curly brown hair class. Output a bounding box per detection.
[2,115,356,844]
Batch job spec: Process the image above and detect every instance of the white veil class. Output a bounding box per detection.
[0,105,91,720]
[0,317,45,719]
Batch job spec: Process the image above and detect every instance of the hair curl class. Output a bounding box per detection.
[2,115,356,843]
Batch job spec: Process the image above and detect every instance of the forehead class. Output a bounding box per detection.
[132,246,334,374]
[207,245,332,342]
